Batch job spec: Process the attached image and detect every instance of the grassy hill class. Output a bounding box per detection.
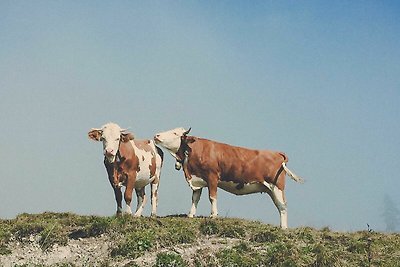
[0,212,399,266]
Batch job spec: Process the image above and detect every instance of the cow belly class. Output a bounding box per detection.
[188,176,268,195]
[218,181,267,195]
[134,174,155,188]
[189,176,208,190]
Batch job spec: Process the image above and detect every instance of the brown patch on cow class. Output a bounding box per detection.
[149,156,156,178]
[121,132,135,143]
[133,140,153,152]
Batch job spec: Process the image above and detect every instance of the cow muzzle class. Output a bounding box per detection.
[154,135,162,144]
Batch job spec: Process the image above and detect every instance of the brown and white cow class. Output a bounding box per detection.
[88,122,163,217]
[154,127,303,229]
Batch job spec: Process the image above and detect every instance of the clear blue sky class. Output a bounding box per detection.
[1,1,399,232]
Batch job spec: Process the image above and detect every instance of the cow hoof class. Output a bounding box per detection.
[150,213,157,218]
[209,214,218,219]
[187,214,194,218]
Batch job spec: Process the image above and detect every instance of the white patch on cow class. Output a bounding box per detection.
[188,175,207,191]
[131,140,156,189]
[271,186,288,229]
[150,182,159,216]
[188,189,202,217]
[154,127,188,153]
[125,204,132,214]
[218,181,268,195]
[134,188,146,217]
[210,197,218,217]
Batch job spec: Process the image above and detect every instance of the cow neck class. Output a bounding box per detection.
[175,137,190,164]
[176,136,192,180]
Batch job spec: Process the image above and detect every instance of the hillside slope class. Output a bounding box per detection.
[0,212,399,266]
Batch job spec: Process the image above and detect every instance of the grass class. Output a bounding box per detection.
[0,212,399,266]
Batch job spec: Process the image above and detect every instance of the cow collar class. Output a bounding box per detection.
[174,150,189,165]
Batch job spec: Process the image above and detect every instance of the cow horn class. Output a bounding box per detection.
[120,128,129,133]
[183,127,191,136]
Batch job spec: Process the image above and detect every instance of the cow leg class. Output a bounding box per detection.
[150,182,159,217]
[188,189,202,218]
[123,174,136,215]
[134,187,146,217]
[270,186,288,229]
[207,174,219,218]
[114,187,123,215]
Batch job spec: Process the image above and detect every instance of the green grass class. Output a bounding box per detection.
[0,212,399,266]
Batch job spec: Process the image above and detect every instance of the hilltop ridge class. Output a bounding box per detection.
[0,212,399,266]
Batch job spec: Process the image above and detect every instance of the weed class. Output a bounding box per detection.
[219,223,246,238]
[0,243,11,255]
[251,228,280,243]
[111,229,155,259]
[154,252,187,267]
[87,216,112,237]
[193,247,219,267]
[39,223,68,251]
[216,241,265,267]
[264,241,298,267]
[311,242,340,267]
[199,219,219,235]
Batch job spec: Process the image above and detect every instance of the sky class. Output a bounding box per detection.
[1,1,399,232]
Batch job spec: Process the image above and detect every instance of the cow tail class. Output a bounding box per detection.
[282,162,304,184]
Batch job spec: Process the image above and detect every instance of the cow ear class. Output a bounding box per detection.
[186,136,195,143]
[121,132,134,142]
[88,129,102,141]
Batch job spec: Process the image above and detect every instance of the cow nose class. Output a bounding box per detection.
[105,148,114,156]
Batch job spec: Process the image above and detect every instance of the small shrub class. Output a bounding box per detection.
[161,227,196,247]
[199,219,219,235]
[154,252,187,267]
[193,247,219,267]
[347,238,367,253]
[265,241,298,266]
[14,222,45,241]
[311,243,340,267]
[251,228,279,243]
[295,227,315,243]
[219,224,246,238]
[0,243,11,255]
[122,261,140,267]
[111,229,155,259]
[87,216,112,237]
[39,223,68,251]
[216,242,263,267]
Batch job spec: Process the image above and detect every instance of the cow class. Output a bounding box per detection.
[88,122,163,217]
[154,127,303,229]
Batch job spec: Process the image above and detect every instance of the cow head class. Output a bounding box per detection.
[154,127,191,153]
[154,127,191,170]
[88,122,134,163]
